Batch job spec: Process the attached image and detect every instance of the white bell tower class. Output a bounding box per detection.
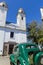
[40,8,43,29]
[40,8,43,21]
[0,2,8,26]
[0,2,8,55]
[17,8,26,30]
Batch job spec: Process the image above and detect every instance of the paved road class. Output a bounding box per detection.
[0,56,43,65]
[0,56,10,65]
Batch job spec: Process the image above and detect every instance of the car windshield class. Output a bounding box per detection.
[26,45,37,49]
[14,46,18,52]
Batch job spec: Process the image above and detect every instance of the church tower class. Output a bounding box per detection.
[40,8,43,21]
[0,2,8,26]
[17,8,26,30]
[40,8,43,29]
[0,2,8,55]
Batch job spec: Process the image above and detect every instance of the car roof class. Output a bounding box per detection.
[15,42,37,48]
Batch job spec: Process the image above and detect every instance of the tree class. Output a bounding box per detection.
[37,28,43,43]
[27,21,38,43]
[27,20,43,44]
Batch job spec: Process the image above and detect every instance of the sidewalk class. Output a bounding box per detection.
[0,56,10,65]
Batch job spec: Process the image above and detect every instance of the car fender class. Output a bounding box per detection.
[18,56,30,65]
[34,52,43,65]
[10,54,15,63]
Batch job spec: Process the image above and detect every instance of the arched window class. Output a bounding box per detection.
[21,17,23,20]
[10,32,14,38]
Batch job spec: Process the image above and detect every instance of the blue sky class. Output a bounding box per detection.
[0,0,43,24]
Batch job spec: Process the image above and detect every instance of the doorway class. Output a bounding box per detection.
[3,44,9,56]
[9,44,14,54]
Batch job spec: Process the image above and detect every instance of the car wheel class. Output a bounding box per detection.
[37,55,43,65]
[17,61,21,65]
[10,62,15,65]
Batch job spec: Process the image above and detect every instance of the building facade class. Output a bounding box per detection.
[0,2,27,55]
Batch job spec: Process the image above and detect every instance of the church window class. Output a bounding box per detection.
[10,32,14,38]
[21,17,23,20]
[3,4,4,7]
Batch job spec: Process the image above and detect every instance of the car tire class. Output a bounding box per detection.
[17,61,21,65]
[10,62,15,65]
[37,55,43,65]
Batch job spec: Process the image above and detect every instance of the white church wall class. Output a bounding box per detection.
[16,31,27,43]
[4,29,27,43]
[4,29,15,42]
[0,28,5,55]
[4,29,10,42]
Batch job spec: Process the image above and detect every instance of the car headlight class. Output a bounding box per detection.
[38,45,43,51]
[38,45,42,50]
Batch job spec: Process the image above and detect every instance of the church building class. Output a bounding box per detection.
[0,2,27,55]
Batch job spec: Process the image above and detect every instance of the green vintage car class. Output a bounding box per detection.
[10,42,43,65]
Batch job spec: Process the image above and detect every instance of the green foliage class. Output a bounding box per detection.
[37,29,43,43]
[27,20,43,44]
[27,21,38,43]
